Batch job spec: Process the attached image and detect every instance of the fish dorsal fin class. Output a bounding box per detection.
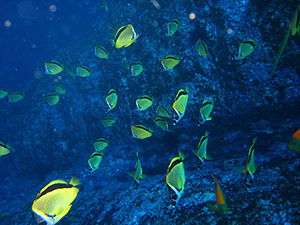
[69,177,81,186]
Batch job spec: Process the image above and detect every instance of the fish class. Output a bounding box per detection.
[136,95,153,111]
[199,98,214,125]
[234,39,256,60]
[66,65,75,76]
[131,62,143,76]
[54,84,66,95]
[166,151,185,207]
[114,24,139,48]
[172,89,189,124]
[95,45,109,59]
[288,129,300,153]
[44,61,64,75]
[166,19,180,36]
[153,117,171,131]
[44,93,60,105]
[8,92,24,102]
[290,4,300,36]
[93,138,109,152]
[235,137,258,188]
[31,177,81,225]
[127,151,147,189]
[156,105,172,118]
[131,125,153,139]
[0,88,8,99]
[196,39,209,58]
[101,0,108,11]
[207,174,229,216]
[101,117,115,127]
[105,89,118,112]
[161,55,180,70]
[88,152,103,173]
[0,142,10,157]
[193,131,212,167]
[76,66,91,77]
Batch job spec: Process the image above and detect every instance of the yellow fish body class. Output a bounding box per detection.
[32,177,81,225]
[0,142,10,157]
[156,105,171,118]
[235,39,256,60]
[172,89,189,124]
[166,19,180,36]
[161,55,180,70]
[95,45,109,59]
[76,66,91,77]
[105,89,118,112]
[44,61,64,75]
[101,117,115,127]
[127,151,147,188]
[114,24,139,48]
[93,138,109,152]
[199,99,213,125]
[54,84,66,95]
[131,62,143,76]
[0,88,8,99]
[290,4,300,36]
[44,93,60,105]
[196,39,209,58]
[154,117,170,131]
[88,152,103,173]
[8,92,24,102]
[131,125,153,139]
[193,131,212,166]
[136,95,153,111]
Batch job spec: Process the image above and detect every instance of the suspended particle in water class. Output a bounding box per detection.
[49,4,57,12]
[4,20,11,27]
[189,13,196,20]
[226,28,233,34]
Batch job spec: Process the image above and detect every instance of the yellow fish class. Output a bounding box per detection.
[131,62,143,76]
[44,93,60,105]
[114,24,139,48]
[166,151,185,207]
[105,89,118,112]
[66,65,75,76]
[234,39,256,60]
[95,45,109,59]
[8,92,24,102]
[76,66,91,77]
[156,105,172,118]
[193,131,212,167]
[166,19,180,36]
[32,177,81,225]
[127,151,147,189]
[88,152,103,173]
[54,84,66,95]
[93,138,109,152]
[288,129,300,153]
[101,117,115,127]
[161,55,180,70]
[136,95,153,111]
[196,39,209,58]
[207,174,229,216]
[172,89,189,124]
[131,125,153,139]
[199,98,214,125]
[0,88,8,99]
[290,4,300,36]
[153,117,171,131]
[0,142,10,157]
[44,60,64,75]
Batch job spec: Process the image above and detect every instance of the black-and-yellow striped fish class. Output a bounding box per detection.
[105,89,118,112]
[172,89,189,124]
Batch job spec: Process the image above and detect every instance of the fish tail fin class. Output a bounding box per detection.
[141,174,147,179]
[178,150,185,161]
[252,137,258,145]
[235,166,247,173]
[207,203,219,212]
[205,131,210,136]
[69,177,81,186]
[206,117,212,121]
[136,150,139,158]
[126,172,135,178]
[205,154,213,160]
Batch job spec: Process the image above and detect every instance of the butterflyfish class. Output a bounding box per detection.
[131,125,153,139]
[0,142,10,157]
[235,137,258,188]
[105,89,118,112]
[131,62,143,76]
[288,129,300,153]
[166,151,185,207]
[31,177,81,225]
[44,93,60,105]
[127,151,147,189]
[156,105,172,118]
[44,61,64,75]
[114,24,139,48]
[88,152,103,173]
[196,39,209,58]
[290,4,300,36]
[136,95,153,111]
[193,131,212,167]
[234,39,256,60]
[166,19,180,36]
[101,117,115,127]
[76,66,91,77]
[172,89,189,124]
[95,45,109,59]
[93,138,109,152]
[199,98,214,125]
[54,84,66,95]
[0,88,8,99]
[66,65,75,76]
[8,92,24,102]
[207,174,229,216]
[161,55,180,70]
[153,117,171,131]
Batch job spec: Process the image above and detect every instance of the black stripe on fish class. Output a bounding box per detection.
[175,90,187,101]
[108,90,116,95]
[115,25,128,42]
[134,125,151,133]
[47,61,62,67]
[167,158,182,174]
[79,66,90,73]
[165,56,179,60]
[37,183,73,200]
[201,100,212,108]
[243,40,255,48]
[140,96,152,101]
[171,20,180,26]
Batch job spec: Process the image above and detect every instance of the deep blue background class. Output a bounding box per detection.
[0,0,106,91]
